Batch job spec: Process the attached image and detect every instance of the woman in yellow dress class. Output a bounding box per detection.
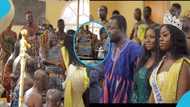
[149,24,190,103]
[64,64,89,107]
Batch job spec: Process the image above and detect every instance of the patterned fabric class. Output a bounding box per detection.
[89,65,104,103]
[45,45,64,90]
[27,36,39,57]
[10,84,19,107]
[131,67,151,103]
[103,40,142,103]
[2,61,12,102]
[23,24,38,57]
[0,31,16,55]
[48,76,64,91]
[47,46,61,63]
[77,34,93,57]
[0,30,17,64]
[45,45,63,73]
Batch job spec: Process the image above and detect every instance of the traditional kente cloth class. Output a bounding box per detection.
[2,54,14,102]
[0,30,17,73]
[77,33,93,57]
[103,40,142,103]
[45,45,64,90]
[46,45,63,73]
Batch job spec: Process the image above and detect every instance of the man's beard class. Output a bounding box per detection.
[110,35,121,43]
[100,15,106,21]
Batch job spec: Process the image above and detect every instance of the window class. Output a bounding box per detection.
[61,0,90,31]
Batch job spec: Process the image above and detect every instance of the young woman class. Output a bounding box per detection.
[131,27,161,103]
[149,24,190,103]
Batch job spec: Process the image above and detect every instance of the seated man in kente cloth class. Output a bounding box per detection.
[41,35,65,91]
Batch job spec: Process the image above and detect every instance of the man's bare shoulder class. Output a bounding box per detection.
[26,90,42,103]
[31,92,42,100]
[26,92,42,107]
